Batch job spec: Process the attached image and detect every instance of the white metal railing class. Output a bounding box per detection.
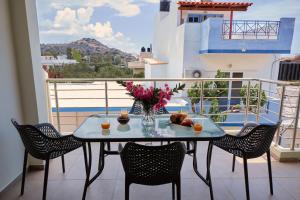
[223,20,280,40]
[46,78,300,150]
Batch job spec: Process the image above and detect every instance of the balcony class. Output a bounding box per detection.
[1,1,300,199]
[45,78,300,152]
[1,141,300,200]
[183,18,295,54]
[1,78,300,200]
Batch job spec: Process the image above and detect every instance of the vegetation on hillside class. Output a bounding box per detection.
[42,38,141,78]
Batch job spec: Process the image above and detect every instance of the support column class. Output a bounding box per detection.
[229,11,233,39]
[9,0,48,168]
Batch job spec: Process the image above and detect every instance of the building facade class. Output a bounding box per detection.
[146,0,295,81]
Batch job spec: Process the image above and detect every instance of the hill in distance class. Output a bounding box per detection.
[41,38,136,62]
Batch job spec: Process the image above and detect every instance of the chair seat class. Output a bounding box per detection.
[49,136,82,159]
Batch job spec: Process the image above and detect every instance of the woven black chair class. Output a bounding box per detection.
[231,122,258,172]
[213,122,280,200]
[119,142,186,200]
[11,119,83,200]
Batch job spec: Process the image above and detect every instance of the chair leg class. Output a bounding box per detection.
[107,142,111,151]
[172,182,175,200]
[186,141,190,151]
[20,150,28,196]
[243,157,250,200]
[176,179,181,200]
[125,180,130,200]
[61,155,65,173]
[43,159,50,200]
[82,144,88,176]
[232,155,236,172]
[267,150,273,195]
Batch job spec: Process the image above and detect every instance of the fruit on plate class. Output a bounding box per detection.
[180,118,194,127]
[170,113,179,124]
[179,113,187,123]
[170,113,188,124]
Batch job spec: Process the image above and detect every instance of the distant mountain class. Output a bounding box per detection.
[41,38,136,62]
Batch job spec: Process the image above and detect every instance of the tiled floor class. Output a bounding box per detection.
[1,142,300,200]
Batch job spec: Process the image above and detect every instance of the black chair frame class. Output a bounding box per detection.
[213,122,280,200]
[119,142,186,200]
[11,119,84,200]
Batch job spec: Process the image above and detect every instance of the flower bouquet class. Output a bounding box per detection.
[118,81,185,126]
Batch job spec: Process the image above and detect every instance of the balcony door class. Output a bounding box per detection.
[231,72,243,105]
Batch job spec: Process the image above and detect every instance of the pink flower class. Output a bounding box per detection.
[126,81,133,91]
[123,81,178,111]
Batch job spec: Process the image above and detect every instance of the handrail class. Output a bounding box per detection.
[46,78,300,150]
[46,78,300,86]
[223,20,280,40]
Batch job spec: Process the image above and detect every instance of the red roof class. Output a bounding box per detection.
[178,1,253,11]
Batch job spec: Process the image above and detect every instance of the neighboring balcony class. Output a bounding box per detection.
[191,18,295,54]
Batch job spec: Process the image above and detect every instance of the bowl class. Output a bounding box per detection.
[117,116,130,125]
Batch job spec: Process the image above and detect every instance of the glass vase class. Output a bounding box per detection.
[142,109,155,126]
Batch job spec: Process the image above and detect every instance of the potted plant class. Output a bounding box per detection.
[118,81,185,126]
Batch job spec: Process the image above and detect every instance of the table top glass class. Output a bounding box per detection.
[73,114,225,142]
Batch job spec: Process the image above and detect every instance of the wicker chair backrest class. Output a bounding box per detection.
[11,119,50,159]
[120,142,186,185]
[242,123,279,158]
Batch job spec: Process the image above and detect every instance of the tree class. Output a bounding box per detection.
[240,84,267,112]
[187,70,228,122]
[113,55,122,65]
[187,83,201,113]
[42,51,58,58]
[71,49,82,62]
[209,99,227,122]
[203,70,228,98]
[66,48,72,59]
[133,72,145,78]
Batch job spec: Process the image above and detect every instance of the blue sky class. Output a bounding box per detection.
[36,0,300,54]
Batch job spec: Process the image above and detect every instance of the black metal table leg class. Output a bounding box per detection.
[82,143,88,176]
[82,142,92,200]
[82,142,106,200]
[206,141,214,200]
[192,141,214,200]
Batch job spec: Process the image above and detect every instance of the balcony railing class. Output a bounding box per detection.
[223,20,280,40]
[46,78,300,150]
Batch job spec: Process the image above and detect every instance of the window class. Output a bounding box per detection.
[188,16,199,23]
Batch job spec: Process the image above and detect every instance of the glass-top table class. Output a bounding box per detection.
[75,114,225,200]
[73,114,225,142]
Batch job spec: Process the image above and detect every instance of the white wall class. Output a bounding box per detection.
[0,0,25,192]
[0,0,48,191]
[199,54,277,79]
[152,1,186,78]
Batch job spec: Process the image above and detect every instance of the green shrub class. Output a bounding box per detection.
[240,84,267,111]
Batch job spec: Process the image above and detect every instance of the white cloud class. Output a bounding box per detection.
[53,7,76,28]
[84,22,113,38]
[40,7,138,53]
[142,0,160,3]
[77,7,94,24]
[86,0,140,17]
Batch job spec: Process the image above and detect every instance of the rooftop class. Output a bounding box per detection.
[177,1,253,11]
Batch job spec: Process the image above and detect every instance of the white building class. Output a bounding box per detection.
[128,47,153,75]
[146,0,295,81]
[41,55,78,68]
